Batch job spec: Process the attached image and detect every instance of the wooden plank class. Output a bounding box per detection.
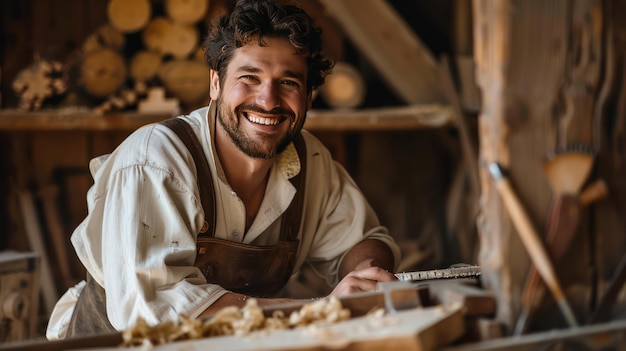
[316,0,446,104]
[16,190,58,316]
[38,185,74,288]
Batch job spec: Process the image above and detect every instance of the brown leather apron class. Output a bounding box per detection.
[67,117,306,336]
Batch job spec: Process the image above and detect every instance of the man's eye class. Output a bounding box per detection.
[241,75,258,81]
[282,80,300,87]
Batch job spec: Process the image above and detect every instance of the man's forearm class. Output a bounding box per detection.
[338,239,395,279]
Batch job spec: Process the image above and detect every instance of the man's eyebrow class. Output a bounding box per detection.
[236,65,261,73]
[235,65,305,82]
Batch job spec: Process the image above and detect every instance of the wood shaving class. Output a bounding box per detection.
[121,296,351,347]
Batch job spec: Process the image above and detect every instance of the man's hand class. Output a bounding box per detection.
[329,238,398,296]
[329,266,396,296]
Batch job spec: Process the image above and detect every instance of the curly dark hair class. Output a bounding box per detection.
[204,0,333,92]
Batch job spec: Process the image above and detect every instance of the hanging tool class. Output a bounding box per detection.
[488,163,578,328]
[513,152,596,335]
[514,179,607,334]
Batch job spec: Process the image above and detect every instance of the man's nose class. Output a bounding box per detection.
[256,82,280,110]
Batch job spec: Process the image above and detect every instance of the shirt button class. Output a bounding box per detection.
[230,191,236,196]
[232,230,240,237]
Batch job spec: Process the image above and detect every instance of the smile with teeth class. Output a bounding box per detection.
[246,113,283,126]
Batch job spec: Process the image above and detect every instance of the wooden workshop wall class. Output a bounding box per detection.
[0,0,120,286]
[475,0,626,335]
[0,0,467,306]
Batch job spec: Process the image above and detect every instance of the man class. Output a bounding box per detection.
[47,0,400,339]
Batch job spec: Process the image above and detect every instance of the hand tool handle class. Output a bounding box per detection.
[489,163,578,328]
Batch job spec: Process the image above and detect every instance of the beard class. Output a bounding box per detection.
[216,96,300,159]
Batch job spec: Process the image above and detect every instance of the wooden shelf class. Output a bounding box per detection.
[306,104,453,131]
[0,109,172,132]
[0,104,453,132]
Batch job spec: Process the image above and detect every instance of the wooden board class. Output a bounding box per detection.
[78,305,464,351]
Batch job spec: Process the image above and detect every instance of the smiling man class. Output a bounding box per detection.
[46,0,400,339]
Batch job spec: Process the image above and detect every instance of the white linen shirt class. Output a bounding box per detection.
[46,102,400,338]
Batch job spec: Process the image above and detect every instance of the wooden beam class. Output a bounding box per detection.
[317,0,447,104]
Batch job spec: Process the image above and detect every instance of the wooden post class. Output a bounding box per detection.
[472,0,612,334]
[473,0,626,336]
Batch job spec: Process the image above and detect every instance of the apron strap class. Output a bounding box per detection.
[160,118,216,238]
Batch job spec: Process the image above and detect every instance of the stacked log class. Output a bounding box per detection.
[80,47,127,99]
[83,0,215,113]
[165,0,209,25]
[12,0,346,113]
[107,0,152,33]
[142,17,200,59]
[158,60,211,108]
[82,25,126,53]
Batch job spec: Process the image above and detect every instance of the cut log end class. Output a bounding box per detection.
[107,0,152,33]
[320,62,366,109]
[80,48,127,98]
[130,50,163,82]
[158,59,211,107]
[143,17,199,58]
[165,0,209,25]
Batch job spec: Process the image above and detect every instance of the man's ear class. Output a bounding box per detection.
[210,69,220,100]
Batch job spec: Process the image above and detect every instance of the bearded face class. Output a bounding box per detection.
[210,37,311,160]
